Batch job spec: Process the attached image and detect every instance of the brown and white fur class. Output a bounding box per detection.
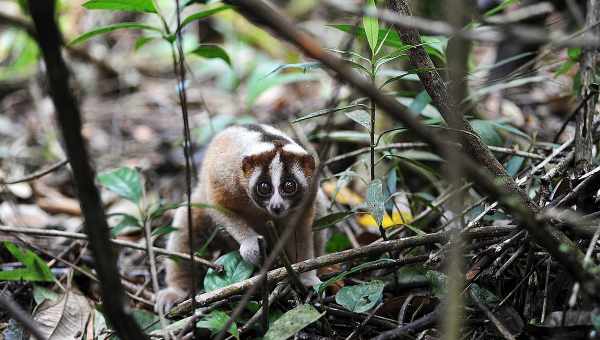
[155,124,327,314]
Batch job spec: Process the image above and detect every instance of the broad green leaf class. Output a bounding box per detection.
[471,120,503,146]
[568,47,582,61]
[69,23,161,46]
[313,211,356,231]
[82,0,157,13]
[97,167,143,204]
[204,252,254,292]
[366,179,385,227]
[131,309,160,333]
[362,0,379,54]
[197,310,239,339]
[189,44,231,66]
[294,104,366,123]
[180,5,232,30]
[335,280,385,313]
[0,242,53,282]
[325,233,352,253]
[345,110,371,130]
[264,304,323,340]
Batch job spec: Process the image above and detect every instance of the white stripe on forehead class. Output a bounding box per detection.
[244,142,275,157]
[259,124,294,142]
[269,152,283,189]
[283,143,308,155]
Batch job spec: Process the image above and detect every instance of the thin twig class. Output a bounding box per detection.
[1,159,68,185]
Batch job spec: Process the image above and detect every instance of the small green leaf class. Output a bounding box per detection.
[505,156,524,177]
[335,280,384,313]
[134,36,155,50]
[0,242,54,282]
[568,47,581,61]
[409,90,431,115]
[204,252,254,292]
[69,23,161,46]
[109,213,142,237]
[197,310,239,339]
[425,270,447,298]
[33,285,59,304]
[345,110,371,130]
[152,225,178,237]
[97,167,143,204]
[189,44,231,66]
[294,104,366,123]
[180,5,232,30]
[264,304,324,340]
[82,0,157,13]
[325,233,352,253]
[366,179,385,227]
[362,0,379,54]
[313,211,356,231]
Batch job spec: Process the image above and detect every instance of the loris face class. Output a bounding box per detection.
[242,141,315,218]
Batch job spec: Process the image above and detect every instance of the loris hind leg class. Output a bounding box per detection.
[155,206,222,314]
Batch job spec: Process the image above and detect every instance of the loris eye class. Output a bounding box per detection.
[282,180,297,195]
[256,182,272,197]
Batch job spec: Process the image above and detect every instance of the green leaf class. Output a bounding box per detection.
[325,233,352,253]
[82,0,157,13]
[313,211,356,231]
[362,0,379,54]
[109,213,142,237]
[97,167,143,204]
[267,62,322,76]
[335,280,385,313]
[505,156,524,177]
[33,285,59,304]
[409,90,431,115]
[152,225,178,237]
[69,23,161,46]
[264,304,324,340]
[345,110,371,130]
[204,252,254,292]
[568,47,582,61]
[294,104,366,123]
[471,119,503,146]
[0,242,54,282]
[366,179,385,227]
[425,270,447,298]
[180,5,232,30]
[131,309,160,333]
[189,44,231,66]
[197,310,239,339]
[134,36,155,50]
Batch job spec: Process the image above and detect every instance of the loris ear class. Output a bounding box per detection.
[242,156,256,177]
[301,154,316,177]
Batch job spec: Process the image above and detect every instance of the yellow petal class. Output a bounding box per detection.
[356,210,413,230]
[322,181,364,206]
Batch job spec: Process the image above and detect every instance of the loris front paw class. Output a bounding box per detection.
[239,236,261,266]
[300,271,322,288]
[155,287,187,315]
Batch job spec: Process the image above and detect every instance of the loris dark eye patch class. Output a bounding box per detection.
[281,179,297,196]
[256,182,272,197]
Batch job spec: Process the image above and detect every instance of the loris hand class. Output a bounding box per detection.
[239,236,261,266]
[300,270,322,287]
[155,287,187,315]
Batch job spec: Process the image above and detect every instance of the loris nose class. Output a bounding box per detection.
[270,203,284,215]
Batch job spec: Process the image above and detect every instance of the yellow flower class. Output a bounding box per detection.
[357,210,414,229]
